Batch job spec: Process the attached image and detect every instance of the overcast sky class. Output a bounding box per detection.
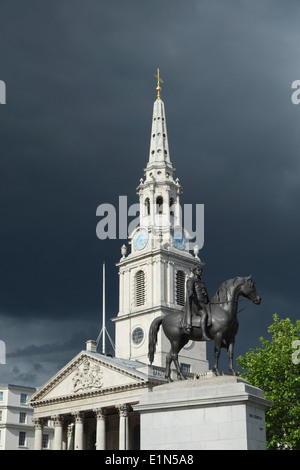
[0,0,299,387]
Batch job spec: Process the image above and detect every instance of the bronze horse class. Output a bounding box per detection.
[148,276,261,381]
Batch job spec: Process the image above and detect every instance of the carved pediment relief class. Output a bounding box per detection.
[72,357,103,393]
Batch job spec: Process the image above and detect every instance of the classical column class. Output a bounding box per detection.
[52,415,64,450]
[167,261,174,306]
[117,404,129,450]
[73,411,84,450]
[150,188,155,228]
[175,189,181,226]
[119,270,125,314]
[33,418,45,450]
[165,186,171,229]
[94,408,106,450]
[67,423,74,450]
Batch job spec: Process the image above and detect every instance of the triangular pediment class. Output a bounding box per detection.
[30,351,153,404]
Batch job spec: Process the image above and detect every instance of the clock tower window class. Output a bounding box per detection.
[144,198,150,216]
[156,196,163,214]
[176,270,186,306]
[170,197,175,218]
[135,270,145,307]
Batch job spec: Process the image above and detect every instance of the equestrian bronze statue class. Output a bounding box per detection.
[148,267,261,381]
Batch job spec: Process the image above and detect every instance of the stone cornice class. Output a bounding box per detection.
[30,380,151,408]
[117,246,199,267]
[112,304,180,322]
[134,376,273,414]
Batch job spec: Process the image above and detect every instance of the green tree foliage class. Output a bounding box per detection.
[237,314,300,450]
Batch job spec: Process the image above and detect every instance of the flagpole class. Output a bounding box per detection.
[96,261,115,354]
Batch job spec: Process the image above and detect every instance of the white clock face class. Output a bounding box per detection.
[172,229,186,250]
[133,229,148,250]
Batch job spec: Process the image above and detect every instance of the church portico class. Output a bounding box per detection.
[34,401,141,450]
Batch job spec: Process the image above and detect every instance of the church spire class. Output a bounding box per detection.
[136,69,182,232]
[146,68,173,175]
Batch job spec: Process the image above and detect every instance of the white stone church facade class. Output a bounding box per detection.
[29,72,209,450]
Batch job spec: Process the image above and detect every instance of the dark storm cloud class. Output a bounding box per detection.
[0,0,299,385]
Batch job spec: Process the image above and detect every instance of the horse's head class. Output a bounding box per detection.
[240,276,261,304]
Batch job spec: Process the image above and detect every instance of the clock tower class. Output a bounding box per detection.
[113,70,208,374]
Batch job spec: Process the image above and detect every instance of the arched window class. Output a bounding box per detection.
[170,197,175,218]
[135,270,145,307]
[144,198,150,216]
[156,196,163,214]
[176,270,185,306]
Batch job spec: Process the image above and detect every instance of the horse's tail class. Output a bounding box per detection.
[148,316,163,364]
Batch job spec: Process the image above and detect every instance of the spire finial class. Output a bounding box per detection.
[154,67,164,100]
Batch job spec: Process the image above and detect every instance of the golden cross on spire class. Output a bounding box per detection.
[154,67,164,99]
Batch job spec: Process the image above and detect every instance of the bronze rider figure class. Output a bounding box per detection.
[182,264,211,340]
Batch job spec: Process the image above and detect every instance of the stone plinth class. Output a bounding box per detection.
[134,373,272,450]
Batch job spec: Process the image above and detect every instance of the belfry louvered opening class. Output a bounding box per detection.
[176,270,185,306]
[135,270,145,307]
